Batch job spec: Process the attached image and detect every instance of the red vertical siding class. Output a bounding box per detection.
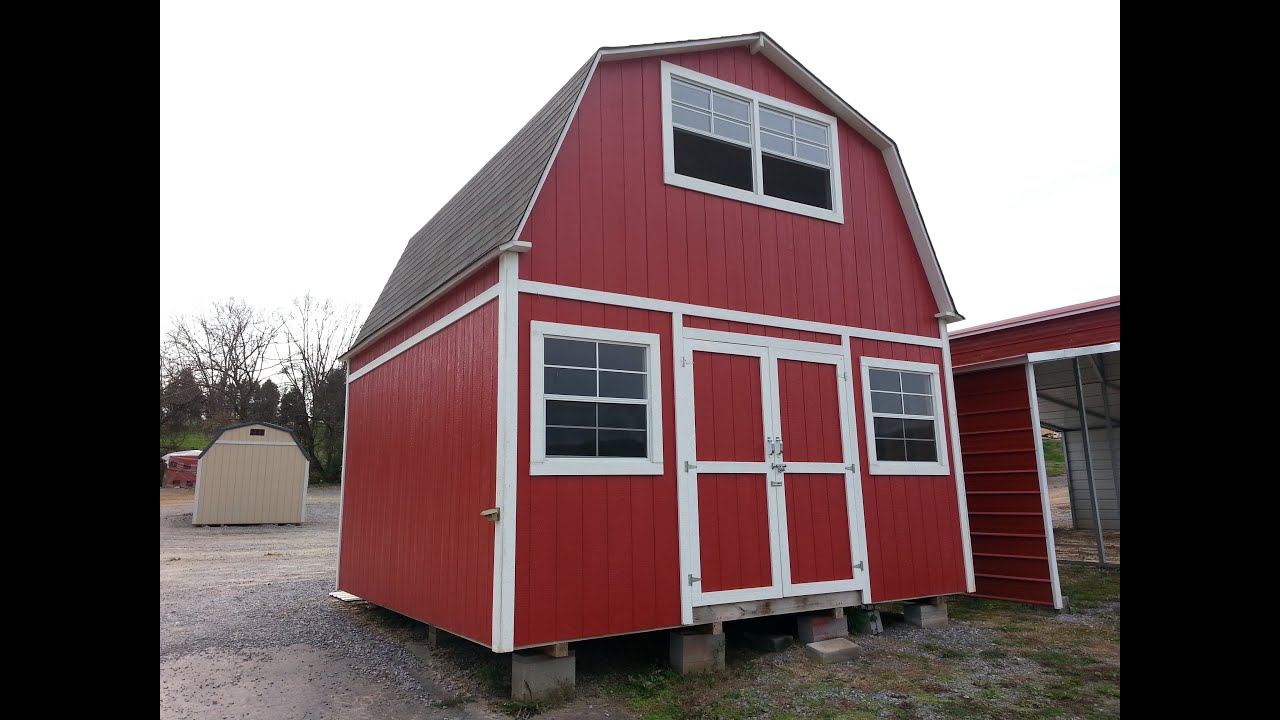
[514,294,681,647]
[349,260,499,373]
[777,360,843,463]
[950,305,1120,368]
[697,473,773,592]
[953,365,1056,606]
[784,474,854,584]
[518,48,941,338]
[849,339,969,601]
[693,351,764,461]
[339,301,498,646]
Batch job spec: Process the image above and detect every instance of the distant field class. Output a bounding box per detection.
[1043,437,1066,476]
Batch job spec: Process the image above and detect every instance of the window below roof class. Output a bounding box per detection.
[859,357,950,476]
[661,62,844,223]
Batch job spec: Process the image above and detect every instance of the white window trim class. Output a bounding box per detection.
[859,357,950,476]
[660,61,845,224]
[531,321,664,476]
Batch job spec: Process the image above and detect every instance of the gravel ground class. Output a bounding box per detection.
[160,486,629,720]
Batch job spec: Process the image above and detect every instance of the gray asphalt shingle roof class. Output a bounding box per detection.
[352,57,593,348]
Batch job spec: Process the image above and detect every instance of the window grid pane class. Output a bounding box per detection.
[869,366,939,464]
[544,338,650,459]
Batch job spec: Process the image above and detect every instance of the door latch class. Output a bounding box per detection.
[771,463,787,473]
[688,574,701,586]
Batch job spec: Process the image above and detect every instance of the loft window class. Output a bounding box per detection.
[859,358,950,476]
[662,62,844,223]
[250,428,265,436]
[531,322,664,476]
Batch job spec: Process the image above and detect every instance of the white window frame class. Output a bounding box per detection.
[530,321,664,476]
[660,61,845,224]
[859,357,950,476]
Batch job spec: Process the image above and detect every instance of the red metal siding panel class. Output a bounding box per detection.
[849,339,968,602]
[349,260,499,373]
[339,300,498,645]
[697,473,773,592]
[784,473,854,584]
[953,365,1056,606]
[517,49,941,338]
[950,306,1121,368]
[515,294,681,647]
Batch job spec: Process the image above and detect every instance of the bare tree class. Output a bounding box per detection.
[166,298,282,423]
[280,293,360,482]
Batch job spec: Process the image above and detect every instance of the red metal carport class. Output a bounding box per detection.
[951,297,1120,608]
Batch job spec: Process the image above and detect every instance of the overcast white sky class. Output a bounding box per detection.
[160,1,1118,334]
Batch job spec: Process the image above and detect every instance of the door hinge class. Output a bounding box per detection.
[840,371,849,381]
[688,574,701,586]
[684,460,698,472]
[681,356,691,367]
[853,561,865,571]
[846,464,857,473]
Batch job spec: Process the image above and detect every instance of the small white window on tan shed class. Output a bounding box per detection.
[192,422,311,525]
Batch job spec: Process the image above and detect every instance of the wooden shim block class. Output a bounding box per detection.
[329,591,364,602]
[539,642,569,658]
[693,591,862,623]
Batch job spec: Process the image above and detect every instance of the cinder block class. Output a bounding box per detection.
[850,608,884,635]
[511,650,576,701]
[804,637,863,664]
[797,614,850,643]
[904,601,949,629]
[669,631,726,674]
[742,632,793,652]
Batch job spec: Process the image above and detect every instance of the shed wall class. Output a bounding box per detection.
[339,300,499,646]
[1065,427,1121,531]
[193,443,309,525]
[950,306,1120,367]
[518,48,942,338]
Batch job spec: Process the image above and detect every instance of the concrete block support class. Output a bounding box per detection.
[849,608,883,635]
[904,599,949,629]
[511,650,576,701]
[742,632,794,652]
[804,637,863,664]
[797,613,850,643]
[669,630,726,674]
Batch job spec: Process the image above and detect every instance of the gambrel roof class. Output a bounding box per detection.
[351,32,960,354]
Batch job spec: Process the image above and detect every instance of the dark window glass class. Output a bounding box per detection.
[546,400,596,427]
[545,367,596,396]
[874,417,906,439]
[249,428,265,436]
[903,395,933,416]
[598,429,647,457]
[546,427,595,456]
[876,439,907,462]
[599,343,645,371]
[901,372,932,394]
[903,419,936,441]
[868,369,900,392]
[598,403,646,429]
[599,371,645,399]
[762,154,831,209]
[546,338,596,368]
[905,440,938,462]
[871,391,904,414]
[673,129,753,191]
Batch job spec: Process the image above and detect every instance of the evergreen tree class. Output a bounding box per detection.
[249,379,281,423]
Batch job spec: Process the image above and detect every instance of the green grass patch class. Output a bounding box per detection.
[161,431,214,452]
[1057,564,1120,610]
[1042,437,1066,475]
[1033,649,1098,668]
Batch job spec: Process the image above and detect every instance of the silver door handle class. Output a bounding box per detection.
[766,437,776,456]
[778,439,784,456]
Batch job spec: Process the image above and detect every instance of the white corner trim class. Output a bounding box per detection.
[858,356,951,477]
[493,251,521,652]
[518,280,943,349]
[530,321,665,477]
[940,320,976,593]
[659,61,845,225]
[348,286,501,384]
[1026,342,1121,364]
[335,365,350,590]
[1025,361,1064,609]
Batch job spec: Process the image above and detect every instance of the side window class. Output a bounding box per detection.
[531,322,664,475]
[860,358,949,475]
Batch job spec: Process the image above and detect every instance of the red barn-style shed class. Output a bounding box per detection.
[337,33,987,680]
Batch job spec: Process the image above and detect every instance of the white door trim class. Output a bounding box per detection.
[1026,361,1065,609]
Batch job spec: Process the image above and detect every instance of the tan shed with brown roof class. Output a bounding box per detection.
[192,421,311,525]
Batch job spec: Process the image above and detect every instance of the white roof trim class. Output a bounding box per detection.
[1027,342,1121,364]
[952,300,1121,338]
[596,32,960,319]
